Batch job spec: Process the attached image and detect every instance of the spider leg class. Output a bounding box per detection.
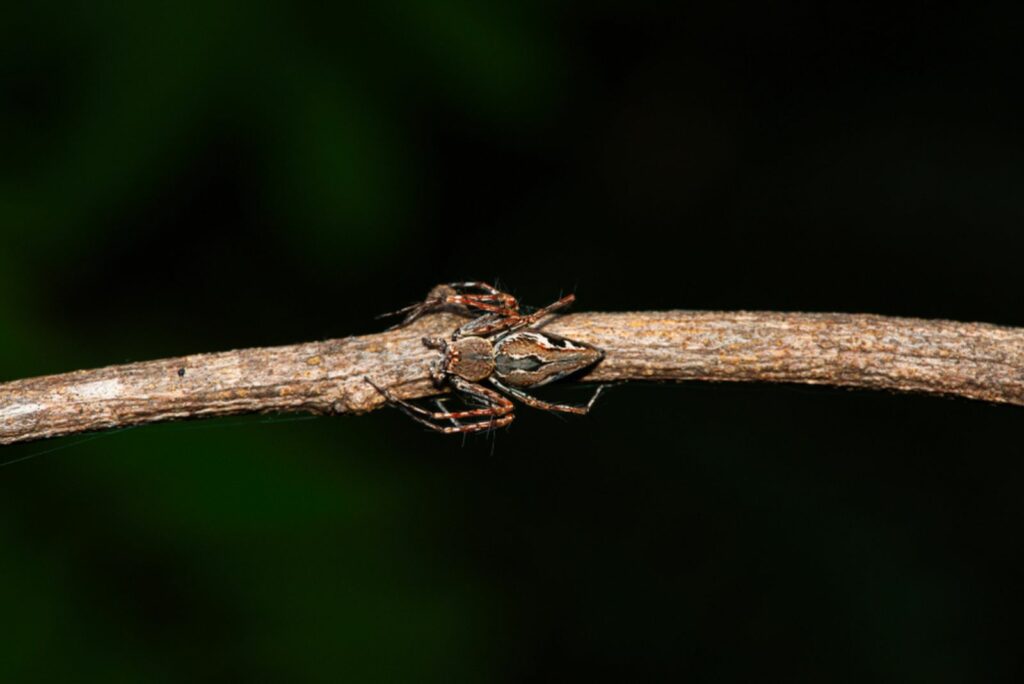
[494,294,577,338]
[436,413,515,434]
[447,376,516,412]
[380,283,520,329]
[365,378,511,421]
[447,377,518,433]
[443,282,519,311]
[433,398,464,428]
[452,294,576,340]
[386,404,513,434]
[364,377,515,434]
[444,295,519,316]
[454,314,520,339]
[446,282,507,296]
[488,377,605,415]
[515,294,576,327]
[453,312,512,338]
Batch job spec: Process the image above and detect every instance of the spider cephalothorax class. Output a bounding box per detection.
[423,335,495,384]
[367,282,605,434]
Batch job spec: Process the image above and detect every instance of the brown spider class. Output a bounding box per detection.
[367,283,605,434]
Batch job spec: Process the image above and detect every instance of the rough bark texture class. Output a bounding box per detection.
[2,310,1023,445]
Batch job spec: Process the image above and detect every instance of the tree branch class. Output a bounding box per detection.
[2,310,1023,445]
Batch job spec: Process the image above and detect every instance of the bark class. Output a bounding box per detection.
[2,311,1023,445]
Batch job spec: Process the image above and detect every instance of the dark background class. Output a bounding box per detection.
[2,1,1023,680]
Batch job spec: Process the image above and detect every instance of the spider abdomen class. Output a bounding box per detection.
[493,331,603,388]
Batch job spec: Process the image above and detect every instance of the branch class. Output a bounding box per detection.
[2,311,1023,445]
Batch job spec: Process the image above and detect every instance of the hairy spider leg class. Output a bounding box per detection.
[452,312,506,338]
[365,376,510,421]
[380,282,521,328]
[433,398,464,428]
[435,284,520,321]
[439,294,519,317]
[441,282,513,296]
[489,377,605,415]
[464,294,577,340]
[364,376,515,434]
[441,282,520,308]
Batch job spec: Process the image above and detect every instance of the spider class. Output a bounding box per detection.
[366,284,605,434]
